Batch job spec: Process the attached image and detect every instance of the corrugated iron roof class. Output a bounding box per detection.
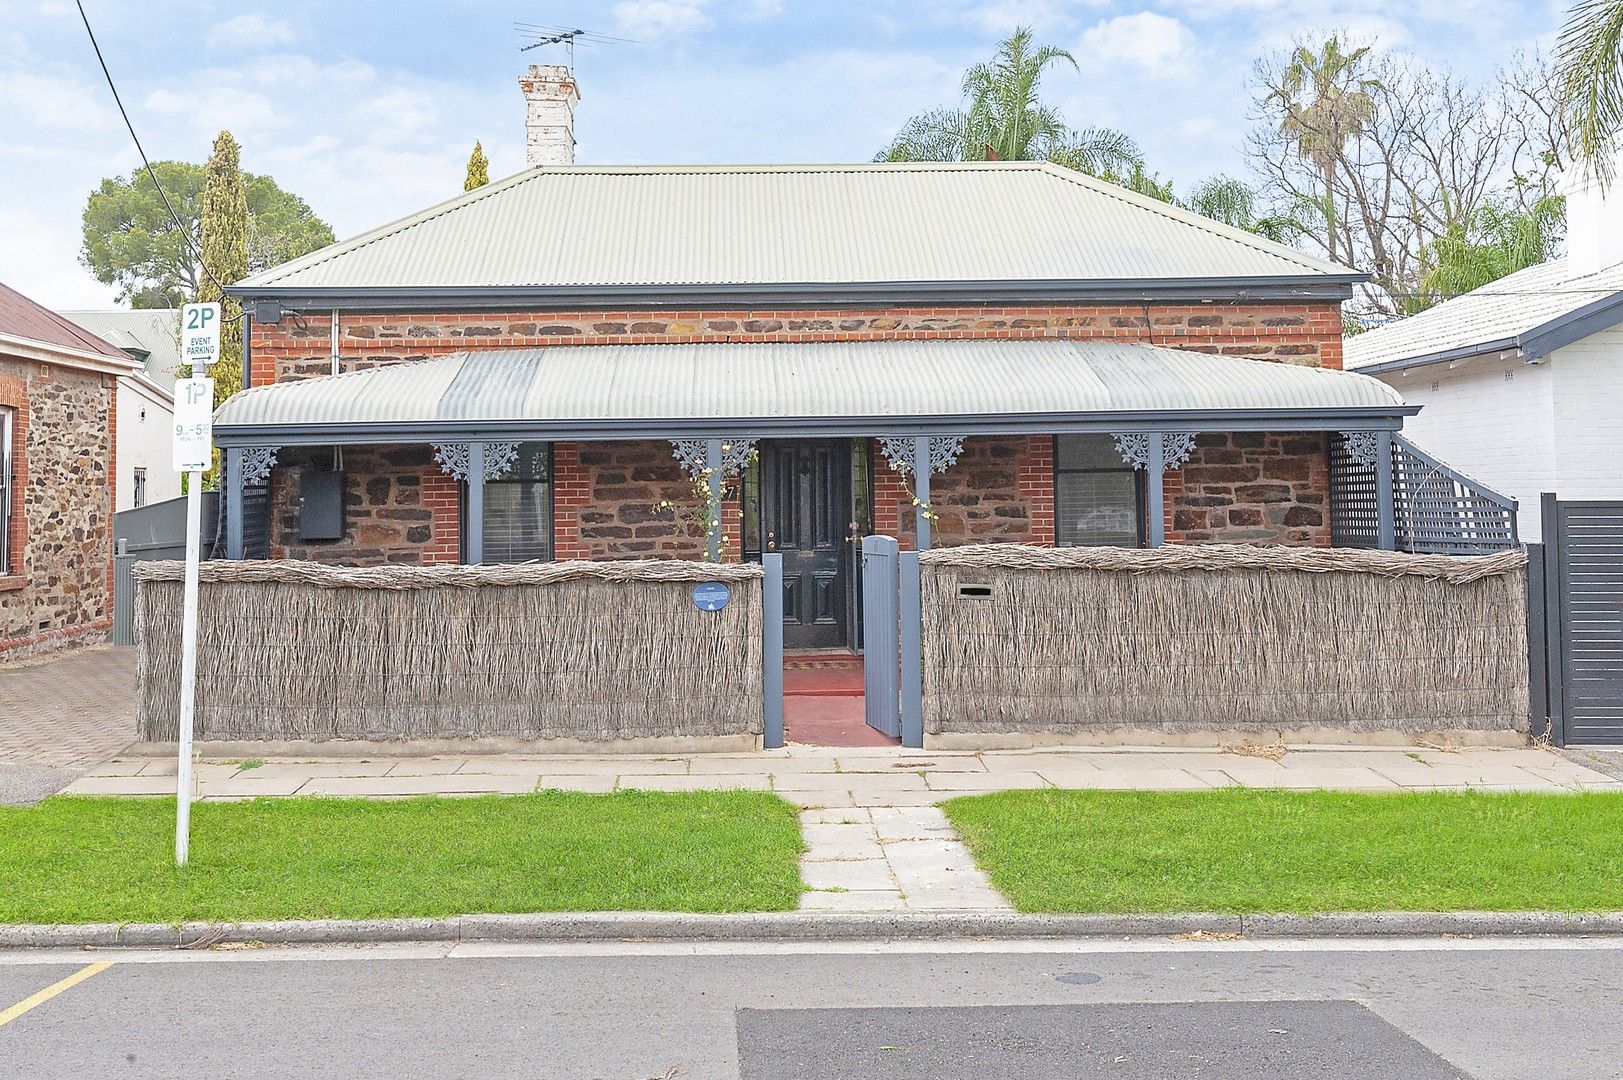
[60,309,182,390]
[1345,258,1623,371]
[216,338,1404,432]
[0,283,133,361]
[235,162,1359,294]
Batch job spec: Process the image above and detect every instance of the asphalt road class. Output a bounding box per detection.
[0,938,1619,1079]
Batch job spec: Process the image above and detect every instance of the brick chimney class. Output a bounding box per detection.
[1562,145,1623,276]
[519,64,579,168]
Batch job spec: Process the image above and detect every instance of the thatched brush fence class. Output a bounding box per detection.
[134,560,764,747]
[919,544,1529,741]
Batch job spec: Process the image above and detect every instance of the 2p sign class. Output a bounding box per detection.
[172,377,215,472]
[181,302,221,369]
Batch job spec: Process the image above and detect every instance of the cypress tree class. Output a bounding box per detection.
[197,130,249,486]
[465,141,490,190]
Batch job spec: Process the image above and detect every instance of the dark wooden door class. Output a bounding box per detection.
[762,440,852,650]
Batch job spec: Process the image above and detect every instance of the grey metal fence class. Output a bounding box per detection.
[1536,494,1623,745]
[861,534,901,739]
[1331,434,1518,554]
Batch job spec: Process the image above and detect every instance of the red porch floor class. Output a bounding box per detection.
[782,655,898,747]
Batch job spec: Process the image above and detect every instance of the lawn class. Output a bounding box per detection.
[0,791,805,924]
[942,788,1623,914]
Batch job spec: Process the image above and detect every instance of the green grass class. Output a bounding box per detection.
[0,791,805,924]
[942,789,1623,914]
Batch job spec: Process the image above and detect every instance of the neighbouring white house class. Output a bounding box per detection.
[60,309,180,511]
[1344,160,1623,542]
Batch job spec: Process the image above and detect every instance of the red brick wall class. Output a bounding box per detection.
[249,301,1344,386]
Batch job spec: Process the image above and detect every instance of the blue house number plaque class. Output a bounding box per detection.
[692,582,731,611]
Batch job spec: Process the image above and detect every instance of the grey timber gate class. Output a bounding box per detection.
[1535,495,1623,745]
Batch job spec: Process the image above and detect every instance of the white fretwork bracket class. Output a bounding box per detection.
[1112,432,1198,470]
[878,436,966,477]
[670,438,758,477]
[432,442,521,482]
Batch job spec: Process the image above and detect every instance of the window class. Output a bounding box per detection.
[0,408,13,574]
[132,467,147,509]
[1054,435,1142,548]
[469,442,552,563]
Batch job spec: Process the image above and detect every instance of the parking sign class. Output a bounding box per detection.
[172,376,214,471]
[181,302,221,368]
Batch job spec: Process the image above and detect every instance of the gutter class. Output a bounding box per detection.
[0,332,141,378]
[1349,289,1623,376]
[228,275,1367,315]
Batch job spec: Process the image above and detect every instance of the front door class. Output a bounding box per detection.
[762,440,852,650]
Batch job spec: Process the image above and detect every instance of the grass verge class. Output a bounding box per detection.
[942,788,1623,914]
[0,791,804,924]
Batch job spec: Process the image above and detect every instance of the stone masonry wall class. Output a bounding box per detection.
[1163,432,1331,547]
[248,301,1345,386]
[268,445,459,565]
[0,355,116,660]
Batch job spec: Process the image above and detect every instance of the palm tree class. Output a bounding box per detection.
[1411,196,1566,311]
[1184,175,1309,243]
[1557,0,1623,181]
[878,28,1141,177]
[1268,37,1380,263]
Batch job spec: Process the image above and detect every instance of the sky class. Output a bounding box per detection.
[0,0,1572,308]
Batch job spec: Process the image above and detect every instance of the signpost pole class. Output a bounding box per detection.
[175,470,202,865]
[173,302,220,867]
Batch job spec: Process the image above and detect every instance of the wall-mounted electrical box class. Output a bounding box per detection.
[298,470,346,541]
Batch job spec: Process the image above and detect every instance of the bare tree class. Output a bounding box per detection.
[1248,40,1567,317]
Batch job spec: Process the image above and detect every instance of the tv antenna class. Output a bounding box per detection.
[515,23,638,66]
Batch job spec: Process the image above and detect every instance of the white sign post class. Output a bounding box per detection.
[173,304,218,866]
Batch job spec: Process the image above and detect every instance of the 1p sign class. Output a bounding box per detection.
[181,302,221,368]
[172,377,215,472]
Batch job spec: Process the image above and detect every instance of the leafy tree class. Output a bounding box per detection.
[1557,0,1623,181]
[1266,36,1379,264]
[465,141,490,190]
[1411,196,1566,311]
[877,28,1142,178]
[81,161,333,308]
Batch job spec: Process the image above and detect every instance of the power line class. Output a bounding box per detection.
[75,0,236,310]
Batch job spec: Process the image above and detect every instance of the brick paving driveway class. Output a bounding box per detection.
[0,646,137,767]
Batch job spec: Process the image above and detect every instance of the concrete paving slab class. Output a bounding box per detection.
[235,761,397,779]
[800,858,898,892]
[691,755,836,774]
[137,759,179,776]
[534,775,617,793]
[525,757,691,775]
[780,788,858,809]
[1371,765,1550,788]
[799,807,872,825]
[869,807,956,841]
[774,771,929,792]
[59,774,173,796]
[1036,768,1214,790]
[797,889,906,911]
[839,756,990,774]
[1216,767,1403,790]
[801,824,884,861]
[923,771,1050,792]
[299,775,537,797]
[386,758,470,776]
[78,759,148,776]
[617,774,772,792]
[195,775,311,798]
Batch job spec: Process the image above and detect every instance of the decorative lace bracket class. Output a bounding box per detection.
[1340,431,1382,468]
[670,438,757,477]
[239,446,278,485]
[432,442,520,482]
[1112,432,1197,470]
[878,436,966,477]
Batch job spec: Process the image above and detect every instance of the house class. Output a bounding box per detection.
[211,64,1420,655]
[1344,158,1623,542]
[59,308,180,510]
[0,283,139,660]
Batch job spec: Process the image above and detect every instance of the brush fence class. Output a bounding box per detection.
[919,544,1529,737]
[134,560,764,743]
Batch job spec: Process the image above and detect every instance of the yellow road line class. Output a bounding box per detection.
[0,962,113,1029]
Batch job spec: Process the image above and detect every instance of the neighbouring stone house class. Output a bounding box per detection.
[210,65,1416,653]
[0,283,139,661]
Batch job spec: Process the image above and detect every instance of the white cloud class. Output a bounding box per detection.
[1080,12,1197,72]
[206,13,298,51]
[0,68,115,129]
[613,0,713,40]
[968,0,1082,35]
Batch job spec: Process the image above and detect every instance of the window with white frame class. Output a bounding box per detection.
[132,467,147,509]
[0,408,13,574]
[1054,434,1143,548]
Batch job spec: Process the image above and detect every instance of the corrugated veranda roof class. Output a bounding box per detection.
[234,162,1360,295]
[216,338,1404,433]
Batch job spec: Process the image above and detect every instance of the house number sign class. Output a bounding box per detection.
[692,582,731,611]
